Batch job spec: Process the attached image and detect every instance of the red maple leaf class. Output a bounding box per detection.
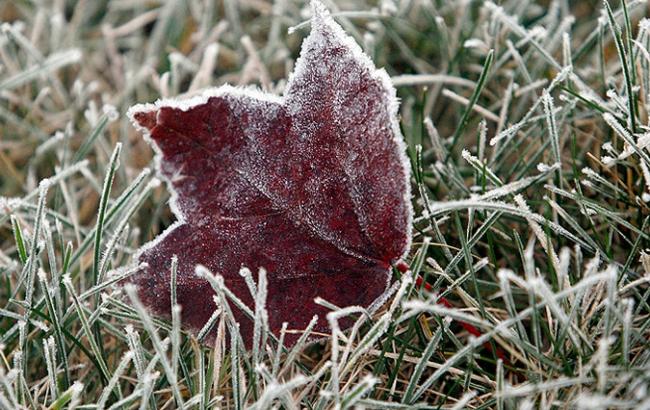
[127,1,412,346]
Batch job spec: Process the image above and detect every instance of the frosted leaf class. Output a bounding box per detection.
[127,0,412,346]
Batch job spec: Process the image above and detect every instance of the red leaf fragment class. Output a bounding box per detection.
[127,1,412,346]
[415,275,509,363]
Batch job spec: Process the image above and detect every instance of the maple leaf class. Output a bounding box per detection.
[127,1,412,346]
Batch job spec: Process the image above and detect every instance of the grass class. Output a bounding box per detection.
[1,0,650,408]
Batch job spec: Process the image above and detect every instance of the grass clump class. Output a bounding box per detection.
[1,0,649,408]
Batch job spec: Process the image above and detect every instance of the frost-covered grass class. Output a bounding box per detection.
[1,0,650,408]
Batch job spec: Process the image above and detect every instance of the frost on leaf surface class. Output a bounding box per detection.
[127,1,412,346]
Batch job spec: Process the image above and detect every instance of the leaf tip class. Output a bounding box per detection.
[310,0,330,23]
[127,103,158,132]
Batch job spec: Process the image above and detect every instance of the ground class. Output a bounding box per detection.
[0,0,649,409]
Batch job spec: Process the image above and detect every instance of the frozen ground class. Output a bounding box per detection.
[0,0,649,408]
